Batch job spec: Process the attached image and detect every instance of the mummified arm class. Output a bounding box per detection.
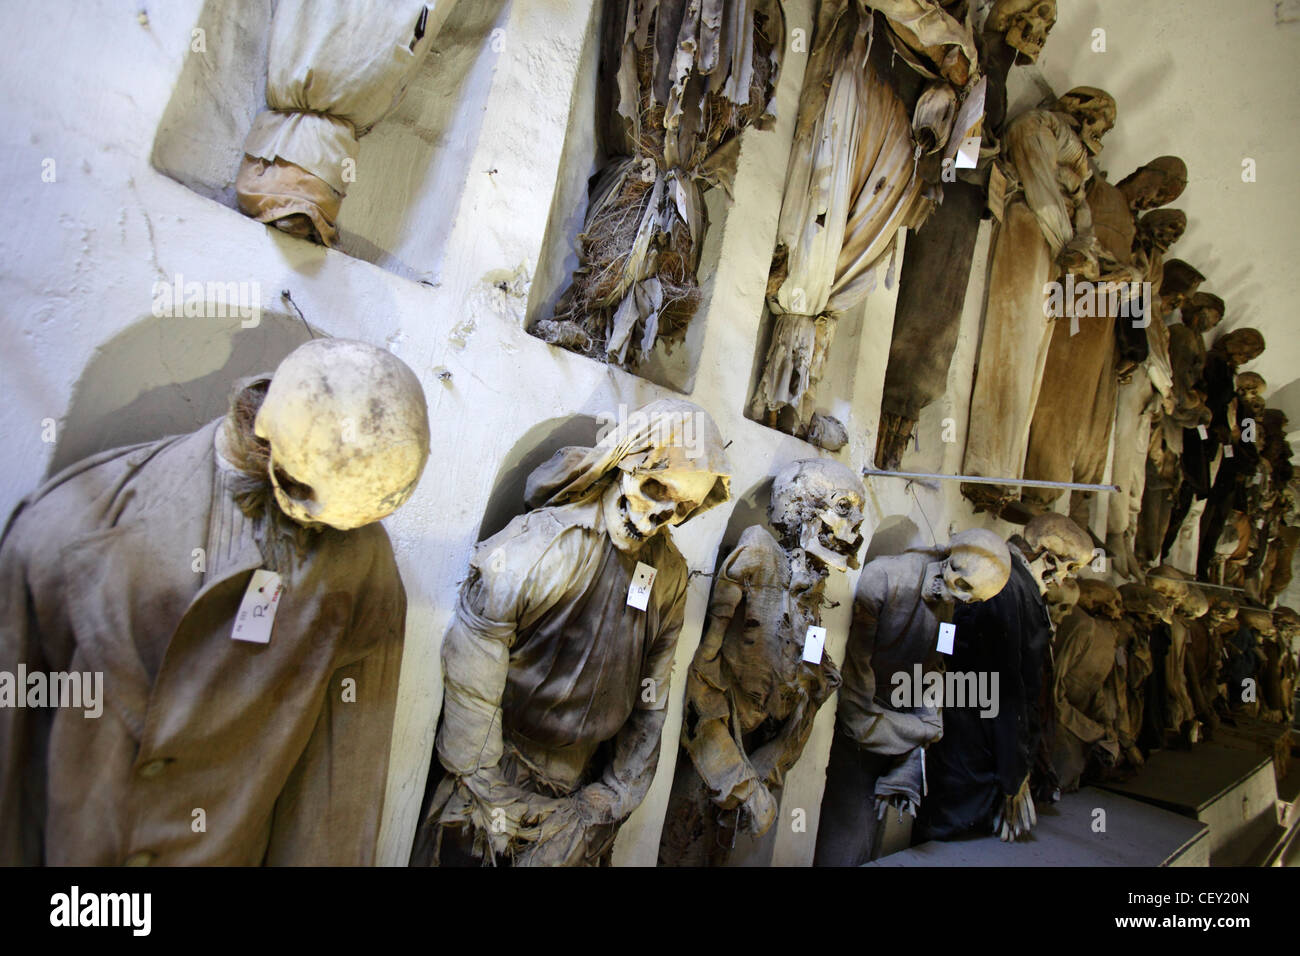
[748,658,842,790]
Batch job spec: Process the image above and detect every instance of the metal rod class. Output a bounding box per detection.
[861,468,1119,494]
[1146,574,1246,593]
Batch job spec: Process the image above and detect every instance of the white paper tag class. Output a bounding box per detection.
[626,562,657,611]
[1223,445,1234,459]
[802,626,827,664]
[937,622,956,655]
[955,135,981,169]
[231,569,283,644]
[1197,424,1208,440]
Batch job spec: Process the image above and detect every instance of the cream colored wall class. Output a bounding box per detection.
[0,1,1294,867]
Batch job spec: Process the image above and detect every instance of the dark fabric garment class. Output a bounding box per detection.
[1224,623,1259,709]
[918,556,1050,840]
[1138,625,1171,752]
[813,732,893,866]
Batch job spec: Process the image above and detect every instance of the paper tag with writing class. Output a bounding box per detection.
[1197,424,1208,440]
[802,626,827,664]
[626,562,657,611]
[232,569,283,644]
[936,622,957,655]
[955,135,981,169]
[1223,444,1234,459]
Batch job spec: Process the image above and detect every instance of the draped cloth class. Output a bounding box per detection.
[235,0,439,246]
[961,108,1095,498]
[751,3,930,436]
[412,401,730,867]
[536,0,784,368]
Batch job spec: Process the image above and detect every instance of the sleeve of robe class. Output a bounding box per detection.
[0,506,47,866]
[264,527,406,865]
[681,537,769,809]
[1005,111,1079,260]
[839,562,943,754]
[981,593,1031,797]
[236,0,437,245]
[1052,613,1112,746]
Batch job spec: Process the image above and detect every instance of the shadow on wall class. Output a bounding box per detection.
[150,0,508,285]
[477,414,602,541]
[48,309,314,477]
[863,515,923,565]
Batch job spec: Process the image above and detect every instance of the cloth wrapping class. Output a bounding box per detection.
[751,3,928,432]
[0,420,405,865]
[236,0,437,245]
[538,0,783,366]
[413,401,730,866]
[814,551,947,866]
[919,552,1051,839]
[1050,607,1120,791]
[659,527,840,865]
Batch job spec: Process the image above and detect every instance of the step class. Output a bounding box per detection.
[1097,742,1277,866]
[865,787,1208,867]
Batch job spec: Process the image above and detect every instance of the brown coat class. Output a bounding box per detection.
[0,420,405,865]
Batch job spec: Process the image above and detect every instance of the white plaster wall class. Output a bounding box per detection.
[1,0,1295,868]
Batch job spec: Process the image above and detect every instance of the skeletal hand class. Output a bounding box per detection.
[740,783,779,835]
[874,793,919,823]
[992,775,1036,842]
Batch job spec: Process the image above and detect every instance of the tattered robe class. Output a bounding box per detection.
[815,551,947,866]
[236,0,438,245]
[659,527,840,866]
[1050,607,1119,791]
[962,109,1093,490]
[0,420,406,865]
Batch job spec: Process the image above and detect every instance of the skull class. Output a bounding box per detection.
[1238,607,1276,638]
[1235,372,1267,406]
[987,0,1057,62]
[602,465,722,553]
[1159,259,1205,314]
[768,458,867,572]
[912,82,958,155]
[1207,595,1240,633]
[930,528,1012,603]
[1214,328,1265,366]
[1117,156,1188,211]
[1121,583,1174,626]
[1148,565,1191,614]
[1021,513,1093,594]
[1179,585,1209,620]
[1077,579,1123,620]
[1182,292,1225,333]
[1052,87,1116,156]
[1045,576,1080,627]
[1135,209,1186,253]
[253,339,430,530]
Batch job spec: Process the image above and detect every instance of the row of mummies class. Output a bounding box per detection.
[4,0,1293,867]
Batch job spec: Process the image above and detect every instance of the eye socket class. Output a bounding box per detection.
[954,578,971,593]
[640,478,671,502]
[835,498,852,516]
[273,465,314,502]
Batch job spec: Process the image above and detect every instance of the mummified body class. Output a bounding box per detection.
[0,340,431,865]
[533,0,783,368]
[750,0,975,448]
[412,401,731,867]
[920,514,1093,843]
[960,87,1113,513]
[877,0,1061,469]
[658,460,866,866]
[814,528,1011,865]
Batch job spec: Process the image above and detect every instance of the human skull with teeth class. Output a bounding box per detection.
[1045,576,1080,628]
[926,528,1012,604]
[1077,578,1123,621]
[603,467,721,553]
[987,0,1057,63]
[250,338,430,531]
[1117,156,1188,212]
[1017,513,1093,596]
[768,459,867,572]
[1135,209,1187,255]
[1051,86,1116,157]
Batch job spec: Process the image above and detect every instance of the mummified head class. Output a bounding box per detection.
[1213,328,1266,366]
[1238,606,1276,638]
[930,529,1012,603]
[1136,209,1187,253]
[1052,86,1116,156]
[1021,513,1093,595]
[1077,579,1123,620]
[769,458,867,572]
[1045,576,1080,627]
[1117,156,1188,211]
[253,339,430,530]
[1121,583,1174,626]
[987,0,1057,62]
[1159,259,1206,312]
[1183,292,1225,333]
[1236,371,1267,405]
